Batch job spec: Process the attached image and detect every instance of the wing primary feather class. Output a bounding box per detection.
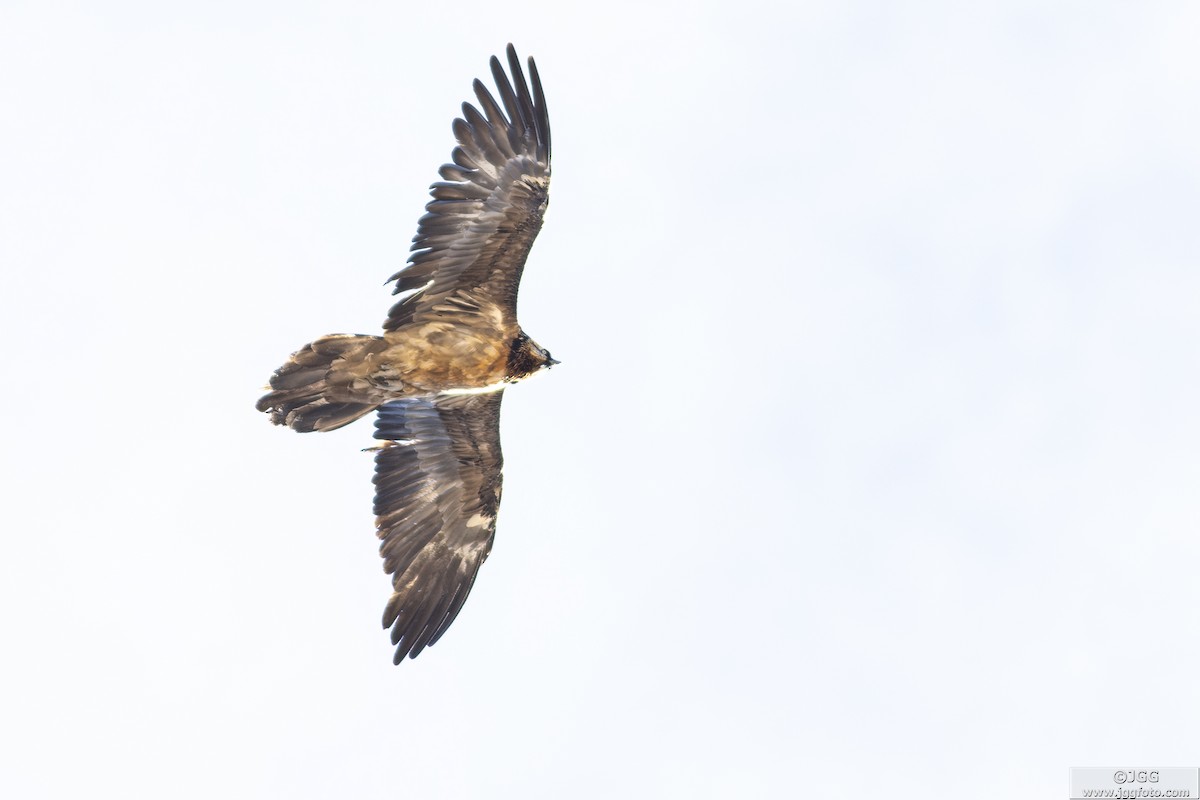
[470,86,519,159]
[409,555,464,656]
[528,56,551,161]
[430,576,476,646]
[474,77,525,158]
[461,102,510,166]
[451,117,486,168]
[394,557,459,659]
[504,45,537,141]
[396,580,446,655]
[472,79,510,133]
[489,53,529,148]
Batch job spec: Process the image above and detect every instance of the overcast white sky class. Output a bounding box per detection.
[2,2,1199,798]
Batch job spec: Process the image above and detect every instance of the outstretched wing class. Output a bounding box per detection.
[383,44,551,332]
[371,391,505,662]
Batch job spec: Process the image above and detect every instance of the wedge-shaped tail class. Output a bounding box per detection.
[256,334,384,432]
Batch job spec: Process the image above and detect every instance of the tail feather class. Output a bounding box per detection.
[268,364,327,391]
[256,334,385,432]
[271,397,378,433]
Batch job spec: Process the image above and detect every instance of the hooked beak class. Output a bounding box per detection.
[546,356,561,368]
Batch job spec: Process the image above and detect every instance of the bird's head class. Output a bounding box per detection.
[506,331,559,381]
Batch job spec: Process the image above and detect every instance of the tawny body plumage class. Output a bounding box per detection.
[255,44,555,663]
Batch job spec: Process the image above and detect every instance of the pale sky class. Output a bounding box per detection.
[2,2,1198,798]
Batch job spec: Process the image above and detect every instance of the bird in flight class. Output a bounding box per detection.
[256,44,555,663]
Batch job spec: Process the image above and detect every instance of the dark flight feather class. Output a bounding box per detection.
[372,392,504,662]
[384,44,551,331]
